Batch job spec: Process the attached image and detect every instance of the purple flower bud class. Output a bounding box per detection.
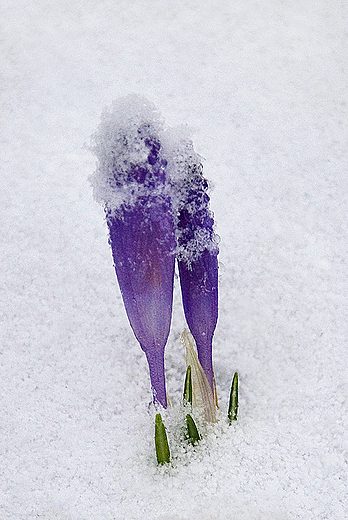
[178,249,218,393]
[90,96,175,407]
[165,134,219,393]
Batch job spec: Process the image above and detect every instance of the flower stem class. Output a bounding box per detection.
[145,348,167,408]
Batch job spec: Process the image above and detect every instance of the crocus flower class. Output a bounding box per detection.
[165,134,219,394]
[90,95,175,408]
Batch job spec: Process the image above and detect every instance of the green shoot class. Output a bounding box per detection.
[186,414,200,445]
[155,413,170,464]
[228,372,239,423]
[183,365,192,405]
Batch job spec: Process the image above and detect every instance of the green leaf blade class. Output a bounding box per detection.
[155,413,170,464]
[183,365,193,405]
[228,372,239,423]
[186,413,200,445]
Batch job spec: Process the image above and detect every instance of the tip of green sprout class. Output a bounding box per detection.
[186,413,201,445]
[155,413,170,464]
[183,365,192,405]
[228,372,239,424]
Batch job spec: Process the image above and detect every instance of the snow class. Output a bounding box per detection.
[1,1,348,519]
[90,94,165,212]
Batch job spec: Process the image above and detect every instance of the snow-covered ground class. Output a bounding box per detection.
[1,1,348,518]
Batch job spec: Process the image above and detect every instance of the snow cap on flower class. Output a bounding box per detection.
[162,128,219,262]
[90,94,166,214]
[90,95,175,408]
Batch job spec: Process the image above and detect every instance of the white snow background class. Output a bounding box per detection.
[1,1,348,519]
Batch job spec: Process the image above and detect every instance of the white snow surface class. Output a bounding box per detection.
[1,1,348,519]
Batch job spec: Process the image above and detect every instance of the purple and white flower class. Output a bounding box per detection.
[165,134,219,393]
[91,95,218,407]
[90,95,175,408]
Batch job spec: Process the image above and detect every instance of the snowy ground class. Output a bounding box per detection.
[1,1,348,519]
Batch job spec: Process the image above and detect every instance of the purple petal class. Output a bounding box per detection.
[107,200,175,407]
[90,96,175,408]
[165,134,219,392]
[178,249,218,392]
